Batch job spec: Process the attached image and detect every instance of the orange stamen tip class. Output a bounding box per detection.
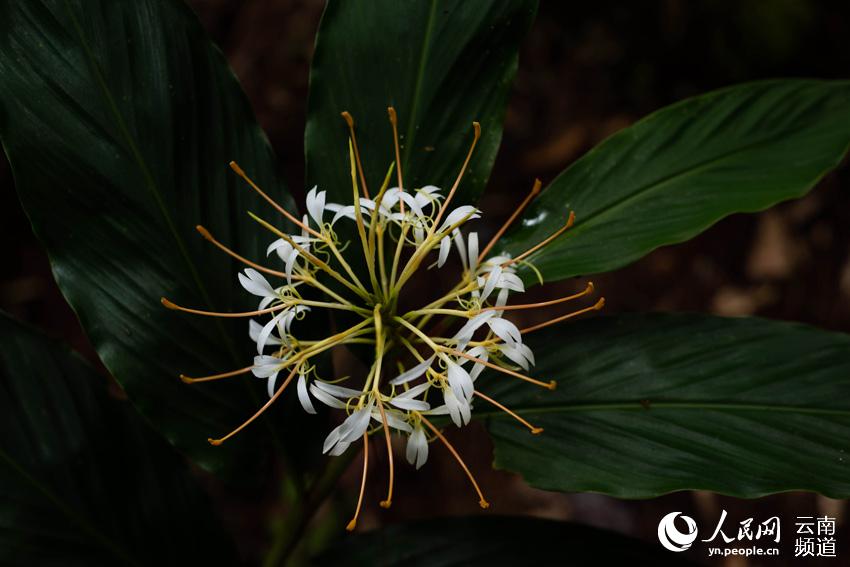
[229,161,244,175]
[179,374,193,384]
[346,520,357,532]
[548,380,558,390]
[531,179,543,195]
[160,297,177,309]
[479,499,490,509]
[208,438,223,446]
[379,500,392,509]
[566,211,576,227]
[387,106,397,122]
[195,225,212,240]
[341,111,354,127]
[472,121,481,138]
[594,297,606,310]
[531,427,544,435]
[586,281,595,293]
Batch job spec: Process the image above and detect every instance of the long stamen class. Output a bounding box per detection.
[229,161,323,240]
[502,211,575,267]
[429,122,481,235]
[341,111,370,199]
[473,391,543,434]
[348,139,380,294]
[196,225,295,280]
[481,282,595,312]
[180,365,254,384]
[439,346,556,391]
[161,298,284,318]
[346,433,370,532]
[477,179,542,263]
[375,397,395,509]
[387,107,404,214]
[208,365,300,445]
[419,415,489,509]
[519,297,606,334]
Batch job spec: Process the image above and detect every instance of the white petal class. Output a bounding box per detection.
[309,384,347,409]
[297,373,316,414]
[239,268,275,298]
[252,355,282,377]
[306,186,326,228]
[338,401,375,444]
[390,397,430,411]
[497,272,525,293]
[313,381,363,399]
[447,362,474,401]
[394,381,432,400]
[266,370,279,398]
[371,410,413,433]
[487,317,522,346]
[467,232,479,272]
[453,311,497,347]
[440,205,480,232]
[452,229,468,270]
[437,236,451,268]
[257,312,284,354]
[406,426,429,469]
[389,355,436,385]
[481,265,502,302]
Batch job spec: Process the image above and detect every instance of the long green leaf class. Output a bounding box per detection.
[305,0,537,206]
[0,0,297,472]
[316,516,692,566]
[0,313,235,565]
[484,314,850,498]
[499,80,850,282]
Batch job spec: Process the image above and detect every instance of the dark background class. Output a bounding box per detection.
[2,1,849,565]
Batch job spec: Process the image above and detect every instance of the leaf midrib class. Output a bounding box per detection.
[478,401,850,418]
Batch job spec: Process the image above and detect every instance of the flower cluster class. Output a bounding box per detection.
[162,108,603,530]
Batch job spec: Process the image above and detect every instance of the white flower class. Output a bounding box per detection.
[238,268,278,309]
[297,370,316,414]
[306,186,327,228]
[323,399,375,456]
[453,311,497,349]
[389,355,436,385]
[249,319,282,350]
[252,354,285,397]
[442,385,471,427]
[389,381,432,411]
[406,424,429,469]
[446,360,474,402]
[499,342,535,371]
[439,205,480,233]
[486,316,523,347]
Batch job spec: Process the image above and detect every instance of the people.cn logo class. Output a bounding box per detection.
[657,512,699,552]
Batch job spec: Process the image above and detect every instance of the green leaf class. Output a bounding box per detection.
[485,314,850,498]
[316,516,692,566]
[0,312,236,565]
[0,0,296,472]
[499,80,850,282]
[305,0,537,206]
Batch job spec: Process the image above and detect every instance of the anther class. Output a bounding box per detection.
[478,178,542,263]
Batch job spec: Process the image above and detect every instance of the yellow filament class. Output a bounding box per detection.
[180,365,254,384]
[477,179,542,263]
[346,433,370,532]
[473,391,543,434]
[519,297,606,335]
[207,365,299,445]
[440,347,556,390]
[376,397,395,508]
[230,161,323,240]
[195,225,295,280]
[480,282,594,312]
[341,111,370,198]
[502,211,575,267]
[430,122,481,233]
[387,107,405,214]
[160,297,284,318]
[419,415,489,509]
